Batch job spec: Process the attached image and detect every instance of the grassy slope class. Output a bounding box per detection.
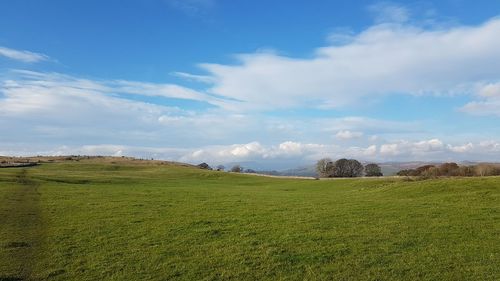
[0,160,499,280]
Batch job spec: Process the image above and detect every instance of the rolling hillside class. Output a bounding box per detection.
[0,157,498,280]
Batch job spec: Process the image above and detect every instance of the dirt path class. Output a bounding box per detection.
[0,169,43,281]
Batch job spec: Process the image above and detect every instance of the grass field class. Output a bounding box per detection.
[0,158,498,280]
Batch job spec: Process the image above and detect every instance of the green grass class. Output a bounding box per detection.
[0,160,499,280]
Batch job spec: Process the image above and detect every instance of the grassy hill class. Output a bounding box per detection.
[0,158,498,280]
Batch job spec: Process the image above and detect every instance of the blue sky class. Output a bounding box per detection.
[1,0,500,169]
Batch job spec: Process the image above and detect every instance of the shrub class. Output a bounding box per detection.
[415,165,436,175]
[457,166,475,177]
[197,162,212,170]
[419,166,439,179]
[397,169,415,177]
[397,165,435,177]
[438,162,459,176]
[230,165,242,173]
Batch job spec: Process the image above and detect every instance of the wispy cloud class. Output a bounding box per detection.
[171,71,214,83]
[367,2,410,23]
[0,46,49,63]
[336,130,364,140]
[461,82,500,116]
[0,70,278,146]
[3,70,226,109]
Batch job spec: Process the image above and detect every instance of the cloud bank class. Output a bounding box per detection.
[3,139,500,169]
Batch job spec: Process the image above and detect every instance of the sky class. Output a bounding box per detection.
[1,0,500,170]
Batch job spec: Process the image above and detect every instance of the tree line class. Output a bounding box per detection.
[198,160,500,179]
[397,162,500,178]
[197,163,256,173]
[316,158,383,178]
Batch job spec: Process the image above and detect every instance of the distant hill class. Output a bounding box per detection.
[1,155,496,177]
[0,155,194,167]
[256,166,317,177]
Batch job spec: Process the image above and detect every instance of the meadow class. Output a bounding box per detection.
[0,158,498,280]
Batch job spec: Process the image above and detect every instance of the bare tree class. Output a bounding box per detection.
[475,164,500,176]
[458,165,475,177]
[316,158,335,178]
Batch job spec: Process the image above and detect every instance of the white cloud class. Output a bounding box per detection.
[0,70,225,116]
[171,72,214,83]
[0,70,432,158]
[380,143,400,156]
[477,83,500,98]
[0,71,170,121]
[11,70,232,108]
[2,15,500,167]
[112,79,220,104]
[188,18,500,111]
[278,141,304,155]
[461,82,500,116]
[380,139,444,157]
[413,138,444,151]
[2,139,500,169]
[228,142,266,158]
[336,130,363,140]
[0,46,49,63]
[364,145,377,156]
[461,99,500,117]
[447,143,474,153]
[317,117,420,136]
[377,138,495,160]
[179,139,477,165]
[180,141,326,163]
[478,140,500,152]
[0,70,250,147]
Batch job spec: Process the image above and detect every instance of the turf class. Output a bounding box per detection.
[0,159,498,280]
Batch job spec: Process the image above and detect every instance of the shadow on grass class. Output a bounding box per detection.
[4,242,31,249]
[0,277,24,281]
